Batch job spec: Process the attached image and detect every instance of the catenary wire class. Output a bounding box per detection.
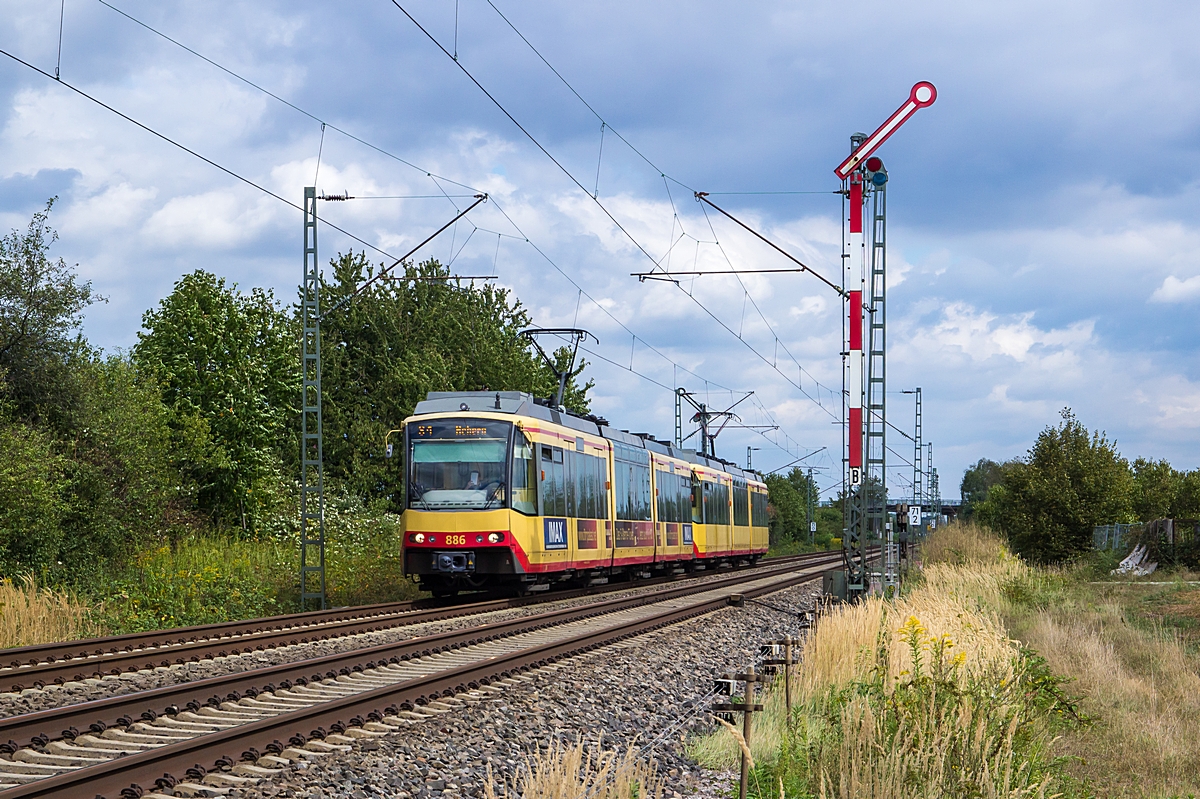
[0,46,410,267]
[95,0,483,195]
[390,1,848,432]
[480,0,848,423]
[389,0,664,268]
[56,4,833,478]
[62,3,784,429]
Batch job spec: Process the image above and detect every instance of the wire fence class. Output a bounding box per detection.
[1093,523,1137,551]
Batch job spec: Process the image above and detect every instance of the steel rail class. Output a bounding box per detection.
[0,553,820,692]
[0,556,836,799]
[0,553,844,753]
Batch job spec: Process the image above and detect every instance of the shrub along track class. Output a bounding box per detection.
[0,553,828,694]
[0,551,843,799]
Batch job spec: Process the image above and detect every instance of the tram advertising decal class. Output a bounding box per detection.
[682,524,693,545]
[665,523,680,547]
[544,518,568,550]
[576,519,599,550]
[615,521,655,548]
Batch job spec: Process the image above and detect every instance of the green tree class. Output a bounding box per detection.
[133,270,296,531]
[765,468,824,545]
[1173,470,1200,519]
[1131,457,1180,522]
[0,198,101,429]
[960,458,1003,520]
[982,409,1133,564]
[765,473,803,542]
[0,410,67,575]
[54,356,181,579]
[317,254,591,507]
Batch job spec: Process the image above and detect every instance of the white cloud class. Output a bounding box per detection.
[1151,275,1200,303]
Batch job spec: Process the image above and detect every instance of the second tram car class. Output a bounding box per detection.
[400,391,770,596]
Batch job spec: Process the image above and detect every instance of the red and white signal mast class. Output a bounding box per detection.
[836,81,935,598]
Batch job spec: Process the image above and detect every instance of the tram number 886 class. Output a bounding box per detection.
[444,535,467,546]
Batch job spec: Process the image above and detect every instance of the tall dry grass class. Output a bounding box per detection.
[0,575,98,648]
[920,520,1010,566]
[484,740,662,799]
[691,523,1076,798]
[1014,591,1200,796]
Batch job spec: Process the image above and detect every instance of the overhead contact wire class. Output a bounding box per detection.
[0,46,407,265]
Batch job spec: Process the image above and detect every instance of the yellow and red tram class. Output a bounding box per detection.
[400,391,770,597]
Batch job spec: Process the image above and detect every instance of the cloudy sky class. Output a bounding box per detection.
[3,0,1199,500]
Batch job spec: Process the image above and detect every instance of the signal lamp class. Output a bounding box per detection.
[865,156,883,172]
[488,532,505,543]
[412,533,425,544]
[871,171,888,187]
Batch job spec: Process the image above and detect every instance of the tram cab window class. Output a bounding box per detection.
[511,432,537,515]
[407,419,510,510]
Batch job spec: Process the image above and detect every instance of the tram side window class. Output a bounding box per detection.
[704,480,730,525]
[614,444,651,522]
[748,489,768,525]
[751,490,769,527]
[565,450,607,519]
[512,433,537,515]
[657,471,691,523]
[564,448,576,518]
[540,445,566,517]
[733,480,749,526]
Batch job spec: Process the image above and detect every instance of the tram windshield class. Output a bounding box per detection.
[407,419,511,510]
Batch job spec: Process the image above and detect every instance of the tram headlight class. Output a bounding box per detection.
[412,533,425,544]
[488,532,505,544]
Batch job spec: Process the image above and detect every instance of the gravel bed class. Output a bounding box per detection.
[229,580,820,799]
[0,561,817,719]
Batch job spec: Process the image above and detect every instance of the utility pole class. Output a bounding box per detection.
[927,442,934,532]
[903,388,924,536]
[747,447,760,471]
[806,467,816,543]
[298,191,488,611]
[299,187,326,610]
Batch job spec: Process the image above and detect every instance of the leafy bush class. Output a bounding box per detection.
[94,488,418,633]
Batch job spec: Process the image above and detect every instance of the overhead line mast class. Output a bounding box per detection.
[838,82,936,600]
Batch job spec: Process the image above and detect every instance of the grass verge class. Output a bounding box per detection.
[691,523,1089,798]
[0,576,98,648]
[484,740,662,799]
[94,491,419,634]
[0,490,421,642]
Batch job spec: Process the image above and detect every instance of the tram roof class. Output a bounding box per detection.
[415,391,761,482]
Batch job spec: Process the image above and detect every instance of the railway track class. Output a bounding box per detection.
[0,553,825,694]
[0,550,842,799]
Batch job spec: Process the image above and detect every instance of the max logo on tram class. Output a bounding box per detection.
[397,391,770,598]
